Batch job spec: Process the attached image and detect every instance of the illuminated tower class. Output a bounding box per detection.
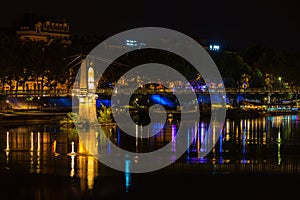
[78,57,97,122]
[76,56,98,155]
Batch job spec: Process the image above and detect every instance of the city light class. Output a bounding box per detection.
[209,44,220,51]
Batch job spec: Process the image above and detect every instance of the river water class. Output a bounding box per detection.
[1,114,300,199]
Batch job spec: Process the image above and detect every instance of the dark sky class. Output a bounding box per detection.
[1,0,300,51]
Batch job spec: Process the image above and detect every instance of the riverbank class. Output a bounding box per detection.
[0,110,68,124]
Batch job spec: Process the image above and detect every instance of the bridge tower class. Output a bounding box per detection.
[76,56,98,155]
[78,57,97,122]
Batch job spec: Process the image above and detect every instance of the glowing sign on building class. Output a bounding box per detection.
[125,39,146,49]
[209,44,220,51]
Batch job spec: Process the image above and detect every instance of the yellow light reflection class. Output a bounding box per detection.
[226,133,230,141]
[235,126,239,144]
[37,131,40,151]
[87,156,95,190]
[30,151,34,172]
[246,119,250,143]
[277,130,282,165]
[6,131,10,151]
[37,131,41,174]
[263,132,266,145]
[70,155,75,177]
[212,122,216,154]
[262,117,266,132]
[226,119,230,134]
[30,132,34,151]
[6,151,9,164]
[196,122,200,158]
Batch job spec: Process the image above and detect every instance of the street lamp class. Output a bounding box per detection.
[6,100,9,112]
[278,77,282,89]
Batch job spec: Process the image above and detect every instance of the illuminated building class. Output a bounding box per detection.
[0,16,72,96]
[209,44,220,51]
[16,18,71,46]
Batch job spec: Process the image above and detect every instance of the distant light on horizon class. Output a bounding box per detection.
[125,39,146,48]
[209,44,220,51]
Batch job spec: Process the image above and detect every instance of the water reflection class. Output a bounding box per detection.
[124,158,131,192]
[1,114,300,193]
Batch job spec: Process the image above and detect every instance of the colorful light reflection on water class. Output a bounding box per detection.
[1,114,300,195]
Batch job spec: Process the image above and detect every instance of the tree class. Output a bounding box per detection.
[250,68,264,88]
[211,52,252,88]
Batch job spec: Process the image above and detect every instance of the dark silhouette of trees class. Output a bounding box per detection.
[210,51,252,88]
[1,33,300,95]
[241,45,300,87]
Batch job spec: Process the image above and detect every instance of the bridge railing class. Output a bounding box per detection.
[94,87,300,95]
[2,87,300,97]
[225,88,300,94]
[0,89,71,97]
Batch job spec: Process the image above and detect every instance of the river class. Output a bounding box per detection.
[1,114,300,199]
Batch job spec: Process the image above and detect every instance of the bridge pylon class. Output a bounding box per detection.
[76,56,97,122]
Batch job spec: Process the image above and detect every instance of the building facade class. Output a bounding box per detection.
[16,18,71,46]
[0,17,73,97]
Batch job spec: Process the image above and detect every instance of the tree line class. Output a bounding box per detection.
[1,32,300,92]
[211,46,300,89]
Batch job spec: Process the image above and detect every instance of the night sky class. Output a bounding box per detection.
[1,0,300,51]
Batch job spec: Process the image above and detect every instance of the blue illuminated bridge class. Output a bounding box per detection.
[2,87,300,97]
[94,87,300,109]
[95,87,300,95]
[2,87,300,113]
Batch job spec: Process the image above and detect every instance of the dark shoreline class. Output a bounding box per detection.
[0,110,69,125]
